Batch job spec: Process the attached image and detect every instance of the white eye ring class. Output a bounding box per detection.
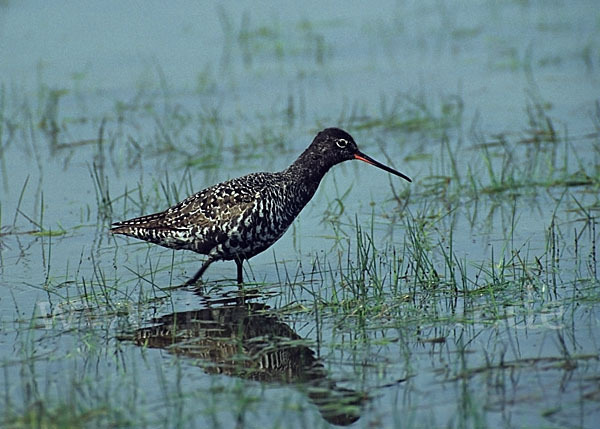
[336,139,348,148]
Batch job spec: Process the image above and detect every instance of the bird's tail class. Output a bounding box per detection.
[111,211,167,232]
[111,209,194,250]
[110,211,183,242]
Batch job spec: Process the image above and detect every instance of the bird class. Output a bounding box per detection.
[110,127,411,285]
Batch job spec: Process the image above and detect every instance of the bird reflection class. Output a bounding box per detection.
[130,291,365,426]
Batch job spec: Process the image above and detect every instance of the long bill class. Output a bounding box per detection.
[354,151,412,182]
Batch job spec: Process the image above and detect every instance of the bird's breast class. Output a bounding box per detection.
[208,180,317,260]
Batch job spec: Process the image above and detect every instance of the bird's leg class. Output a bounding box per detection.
[184,259,213,286]
[235,259,244,285]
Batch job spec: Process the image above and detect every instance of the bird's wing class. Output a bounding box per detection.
[163,174,266,228]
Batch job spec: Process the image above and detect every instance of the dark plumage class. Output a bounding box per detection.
[111,128,411,284]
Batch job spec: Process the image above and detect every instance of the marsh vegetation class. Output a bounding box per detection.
[1,1,599,427]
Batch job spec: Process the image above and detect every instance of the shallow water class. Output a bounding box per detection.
[1,1,599,428]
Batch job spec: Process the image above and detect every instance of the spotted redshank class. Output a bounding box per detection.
[111,128,411,284]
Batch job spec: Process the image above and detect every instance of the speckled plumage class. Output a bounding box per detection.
[110,128,411,285]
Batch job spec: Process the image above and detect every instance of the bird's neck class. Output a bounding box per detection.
[283,149,332,186]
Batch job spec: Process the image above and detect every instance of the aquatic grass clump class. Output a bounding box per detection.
[374,90,600,212]
[1,289,151,428]
[218,8,334,69]
[333,93,464,138]
[312,193,599,333]
[3,398,130,428]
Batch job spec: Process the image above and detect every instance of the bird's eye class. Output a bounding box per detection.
[336,139,348,148]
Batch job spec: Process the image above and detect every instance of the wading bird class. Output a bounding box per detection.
[111,128,411,285]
